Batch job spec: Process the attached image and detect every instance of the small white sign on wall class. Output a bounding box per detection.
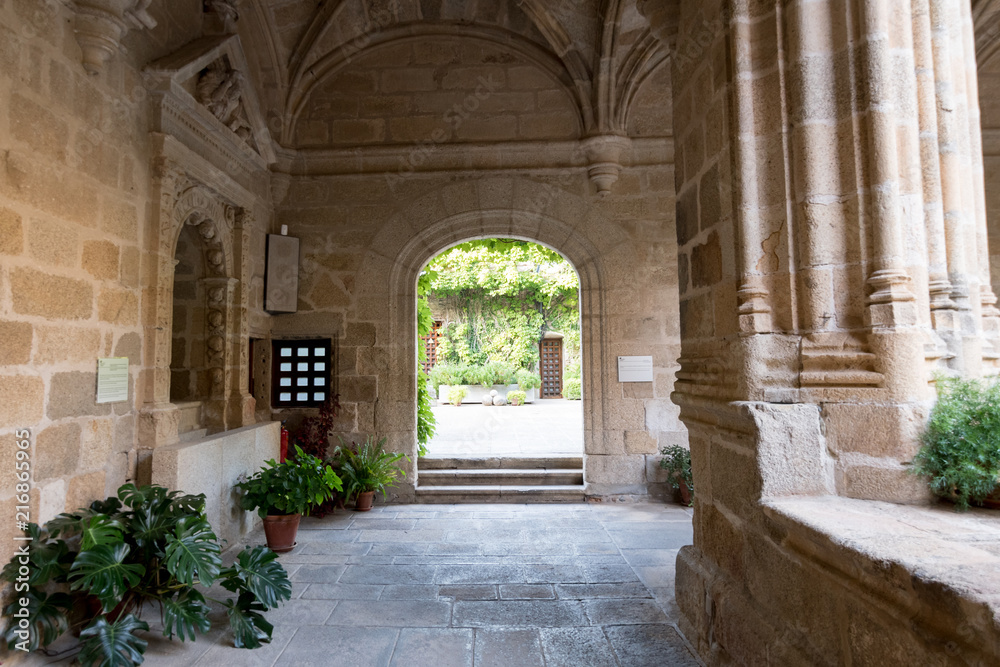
[96,358,129,404]
[618,356,653,383]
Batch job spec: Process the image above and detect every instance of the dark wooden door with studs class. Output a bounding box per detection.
[540,338,563,398]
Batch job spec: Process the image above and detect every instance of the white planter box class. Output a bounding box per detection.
[438,384,536,404]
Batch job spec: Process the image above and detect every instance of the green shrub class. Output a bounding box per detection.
[912,376,1000,510]
[507,390,527,406]
[447,385,468,405]
[2,485,292,664]
[238,446,342,518]
[334,436,408,499]
[564,362,581,380]
[516,369,542,391]
[564,378,582,400]
[659,445,693,491]
[429,363,463,388]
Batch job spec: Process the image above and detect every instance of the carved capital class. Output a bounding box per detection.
[72,0,156,75]
[582,135,632,198]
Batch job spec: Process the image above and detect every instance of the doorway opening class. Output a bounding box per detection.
[416,239,584,461]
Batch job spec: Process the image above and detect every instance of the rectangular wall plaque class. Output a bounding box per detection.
[96,358,129,404]
[265,234,300,313]
[618,355,653,383]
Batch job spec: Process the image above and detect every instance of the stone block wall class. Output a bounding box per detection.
[271,163,684,498]
[292,37,582,147]
[0,0,274,573]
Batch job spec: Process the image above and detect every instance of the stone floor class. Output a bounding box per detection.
[42,502,698,666]
[426,400,584,458]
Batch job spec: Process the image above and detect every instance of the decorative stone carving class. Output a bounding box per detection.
[205,0,239,31]
[196,60,254,143]
[636,0,677,48]
[582,135,631,198]
[72,0,156,75]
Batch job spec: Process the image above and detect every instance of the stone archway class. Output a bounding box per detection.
[139,161,254,456]
[347,175,683,499]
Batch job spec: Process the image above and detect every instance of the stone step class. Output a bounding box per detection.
[414,485,587,503]
[418,456,584,470]
[418,468,584,486]
[178,428,208,443]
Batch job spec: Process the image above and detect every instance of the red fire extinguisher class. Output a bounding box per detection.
[280,423,289,463]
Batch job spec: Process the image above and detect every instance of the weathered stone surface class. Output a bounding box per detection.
[47,372,111,419]
[33,422,82,481]
[0,207,23,254]
[65,470,105,512]
[0,375,44,428]
[0,320,32,365]
[11,268,92,320]
[82,240,119,279]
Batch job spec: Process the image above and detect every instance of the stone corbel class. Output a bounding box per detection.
[582,135,632,198]
[73,0,157,75]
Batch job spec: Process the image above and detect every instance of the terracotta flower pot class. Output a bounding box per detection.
[677,479,692,506]
[354,490,375,512]
[262,513,300,552]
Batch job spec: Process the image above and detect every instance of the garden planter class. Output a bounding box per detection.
[438,384,536,404]
[355,490,375,511]
[678,480,692,506]
[263,513,300,552]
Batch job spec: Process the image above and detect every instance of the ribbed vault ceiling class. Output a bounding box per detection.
[235,0,671,144]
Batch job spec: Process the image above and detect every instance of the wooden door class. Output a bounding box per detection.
[420,321,443,374]
[540,338,563,398]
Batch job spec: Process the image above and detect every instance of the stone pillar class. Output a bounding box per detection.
[666,0,993,662]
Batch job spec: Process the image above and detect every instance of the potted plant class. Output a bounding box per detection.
[447,385,468,406]
[1,484,292,665]
[507,390,527,406]
[659,445,694,506]
[516,369,542,402]
[912,376,1000,510]
[335,436,408,511]
[237,446,342,551]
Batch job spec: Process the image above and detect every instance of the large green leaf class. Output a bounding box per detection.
[225,592,273,649]
[162,588,210,642]
[162,517,221,586]
[46,508,101,539]
[80,515,125,551]
[224,546,292,610]
[2,590,71,652]
[79,614,149,667]
[127,504,174,551]
[68,543,145,611]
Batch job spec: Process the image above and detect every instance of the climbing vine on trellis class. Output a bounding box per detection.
[420,240,581,370]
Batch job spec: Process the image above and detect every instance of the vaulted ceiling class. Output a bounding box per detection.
[235,0,671,145]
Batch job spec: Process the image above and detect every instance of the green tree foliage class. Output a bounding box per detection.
[423,240,580,369]
[912,376,1000,510]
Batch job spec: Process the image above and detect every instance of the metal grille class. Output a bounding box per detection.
[271,339,332,407]
[540,338,563,398]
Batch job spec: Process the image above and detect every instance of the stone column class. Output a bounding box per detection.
[231,208,256,427]
[667,0,992,661]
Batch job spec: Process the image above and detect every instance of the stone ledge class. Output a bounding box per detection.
[765,496,1000,661]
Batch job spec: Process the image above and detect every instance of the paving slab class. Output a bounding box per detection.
[97,502,699,667]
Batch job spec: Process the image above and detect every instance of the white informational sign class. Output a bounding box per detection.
[618,355,654,383]
[96,358,129,404]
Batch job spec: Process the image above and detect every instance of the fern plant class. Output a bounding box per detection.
[334,436,408,500]
[2,484,292,665]
[912,376,1000,510]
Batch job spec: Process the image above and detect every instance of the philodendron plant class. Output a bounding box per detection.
[1,484,292,666]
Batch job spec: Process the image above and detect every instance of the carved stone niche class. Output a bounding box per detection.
[73,0,157,75]
[144,34,276,194]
